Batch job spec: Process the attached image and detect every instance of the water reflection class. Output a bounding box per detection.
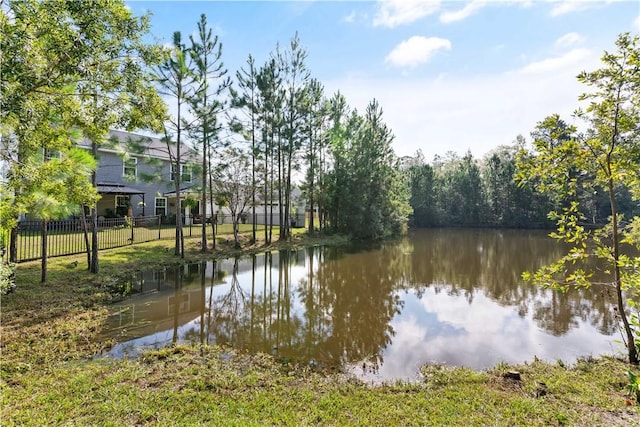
[100,229,629,381]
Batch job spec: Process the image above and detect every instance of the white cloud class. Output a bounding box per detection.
[634,15,640,32]
[348,284,619,378]
[436,0,534,24]
[325,47,601,160]
[385,36,452,68]
[373,0,441,28]
[554,32,585,48]
[439,0,487,24]
[549,0,597,17]
[343,10,357,23]
[517,48,590,74]
[511,0,534,7]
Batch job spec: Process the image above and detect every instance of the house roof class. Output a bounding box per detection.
[97,182,146,195]
[78,130,197,162]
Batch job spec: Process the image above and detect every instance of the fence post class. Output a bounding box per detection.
[130,218,134,244]
[158,216,161,240]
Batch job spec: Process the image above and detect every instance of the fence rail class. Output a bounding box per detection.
[2,213,305,263]
[4,216,169,263]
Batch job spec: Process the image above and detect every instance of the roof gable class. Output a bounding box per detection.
[78,130,198,162]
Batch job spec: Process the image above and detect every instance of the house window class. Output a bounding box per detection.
[181,165,192,183]
[155,197,167,216]
[116,195,130,208]
[170,164,192,183]
[123,157,137,179]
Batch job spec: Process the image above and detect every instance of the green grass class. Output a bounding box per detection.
[12,222,288,261]
[1,233,639,426]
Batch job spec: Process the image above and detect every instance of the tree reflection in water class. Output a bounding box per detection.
[103,229,627,379]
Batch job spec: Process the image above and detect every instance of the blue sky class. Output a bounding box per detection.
[128,0,640,160]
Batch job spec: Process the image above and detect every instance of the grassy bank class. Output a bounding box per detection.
[1,232,639,426]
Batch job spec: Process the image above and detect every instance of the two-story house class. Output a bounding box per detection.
[80,129,306,227]
[78,129,204,224]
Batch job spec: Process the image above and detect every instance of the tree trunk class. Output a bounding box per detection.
[284,152,292,241]
[90,141,99,274]
[263,128,269,244]
[208,164,216,250]
[201,136,208,252]
[308,122,315,235]
[318,141,324,233]
[174,113,184,258]
[233,216,240,247]
[200,89,209,253]
[277,131,283,240]
[269,130,275,244]
[251,116,257,244]
[283,140,292,241]
[609,178,638,364]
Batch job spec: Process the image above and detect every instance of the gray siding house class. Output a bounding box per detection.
[80,129,305,227]
[79,130,202,223]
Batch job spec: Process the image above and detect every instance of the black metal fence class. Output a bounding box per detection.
[4,216,168,263]
[1,212,306,263]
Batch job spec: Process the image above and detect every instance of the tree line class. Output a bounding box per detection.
[405,137,639,229]
[156,18,411,253]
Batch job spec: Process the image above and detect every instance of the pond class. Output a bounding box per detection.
[99,228,627,382]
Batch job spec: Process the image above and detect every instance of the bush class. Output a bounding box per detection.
[1,259,16,295]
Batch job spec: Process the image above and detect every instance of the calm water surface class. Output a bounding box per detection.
[100,229,626,382]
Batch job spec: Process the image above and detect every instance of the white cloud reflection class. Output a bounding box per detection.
[367,286,620,382]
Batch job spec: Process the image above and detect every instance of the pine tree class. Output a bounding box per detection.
[189,14,230,252]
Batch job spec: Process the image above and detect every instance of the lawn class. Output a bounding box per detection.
[9,222,279,262]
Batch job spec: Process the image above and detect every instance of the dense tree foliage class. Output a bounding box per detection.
[323,98,411,240]
[1,0,165,275]
[482,140,550,227]
[405,139,637,229]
